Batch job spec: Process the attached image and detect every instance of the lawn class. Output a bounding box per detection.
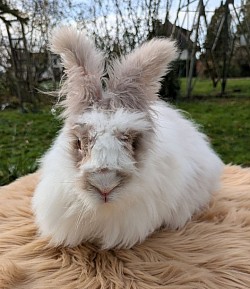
[0,109,61,185]
[176,98,250,167]
[0,98,250,186]
[180,77,250,98]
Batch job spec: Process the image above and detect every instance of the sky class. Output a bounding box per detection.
[2,0,244,32]
[82,0,244,35]
[75,0,245,48]
[165,0,243,30]
[0,0,245,47]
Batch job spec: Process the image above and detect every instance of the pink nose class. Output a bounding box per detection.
[87,168,121,202]
[97,188,112,203]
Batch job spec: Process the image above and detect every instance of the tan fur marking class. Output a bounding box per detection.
[68,124,94,165]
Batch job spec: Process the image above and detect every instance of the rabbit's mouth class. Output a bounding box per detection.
[95,187,113,203]
[93,185,122,204]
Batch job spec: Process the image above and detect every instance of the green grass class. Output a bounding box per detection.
[0,98,250,186]
[0,109,61,185]
[176,98,250,167]
[180,77,250,98]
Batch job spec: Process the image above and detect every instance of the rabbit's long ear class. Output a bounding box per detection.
[107,39,178,111]
[50,27,105,117]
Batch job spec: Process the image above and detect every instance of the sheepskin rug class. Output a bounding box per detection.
[1,165,250,289]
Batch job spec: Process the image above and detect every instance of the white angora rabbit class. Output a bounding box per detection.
[32,27,223,249]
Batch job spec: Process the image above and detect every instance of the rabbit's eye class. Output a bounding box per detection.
[77,139,82,150]
[131,137,139,151]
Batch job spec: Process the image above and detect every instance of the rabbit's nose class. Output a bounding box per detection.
[87,169,121,201]
[93,186,113,203]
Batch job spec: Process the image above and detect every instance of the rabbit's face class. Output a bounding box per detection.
[67,108,152,204]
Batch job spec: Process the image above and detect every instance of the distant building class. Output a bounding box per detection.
[8,48,62,82]
[149,19,197,76]
[150,19,194,57]
[39,54,62,81]
[231,33,250,77]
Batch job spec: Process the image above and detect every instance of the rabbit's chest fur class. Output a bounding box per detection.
[33,101,223,249]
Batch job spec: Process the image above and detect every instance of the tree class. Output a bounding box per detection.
[204,1,233,94]
[0,1,29,111]
[233,0,250,76]
[0,0,74,110]
[238,0,250,37]
[77,0,169,56]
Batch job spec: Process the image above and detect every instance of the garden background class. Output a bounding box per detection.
[0,0,249,185]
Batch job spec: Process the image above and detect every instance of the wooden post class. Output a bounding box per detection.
[186,0,203,98]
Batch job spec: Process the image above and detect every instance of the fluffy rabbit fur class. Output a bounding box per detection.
[32,27,223,249]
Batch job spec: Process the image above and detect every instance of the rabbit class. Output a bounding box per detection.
[32,27,224,250]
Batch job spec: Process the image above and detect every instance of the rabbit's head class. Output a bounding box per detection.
[50,27,177,206]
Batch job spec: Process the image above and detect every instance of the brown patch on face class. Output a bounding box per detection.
[115,129,153,167]
[68,124,96,166]
[116,130,139,156]
[115,170,131,187]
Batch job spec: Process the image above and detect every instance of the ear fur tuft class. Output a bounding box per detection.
[50,27,105,118]
[51,28,177,117]
[50,26,104,77]
[107,38,178,110]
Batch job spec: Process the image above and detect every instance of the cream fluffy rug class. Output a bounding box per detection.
[0,165,250,288]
